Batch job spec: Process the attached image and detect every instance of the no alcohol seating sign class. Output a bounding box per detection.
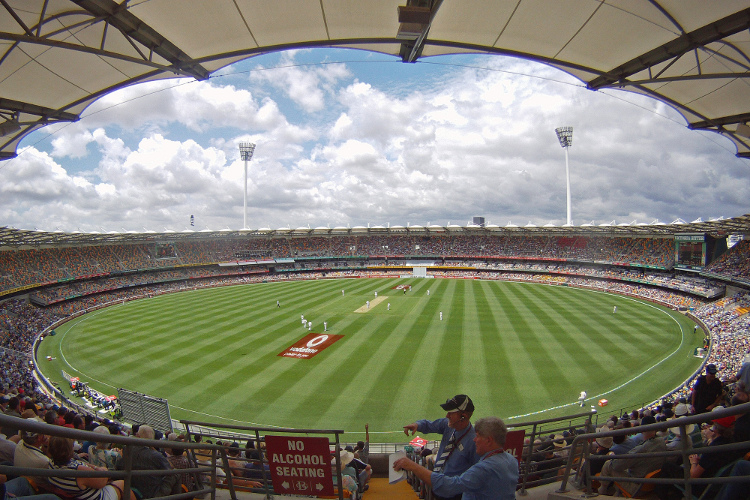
[265,435,334,496]
[278,333,343,359]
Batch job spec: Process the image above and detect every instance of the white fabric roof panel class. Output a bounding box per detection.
[1,0,750,160]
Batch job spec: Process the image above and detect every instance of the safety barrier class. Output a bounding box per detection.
[558,402,750,499]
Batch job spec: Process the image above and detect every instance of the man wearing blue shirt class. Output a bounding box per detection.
[403,395,478,499]
[395,416,518,500]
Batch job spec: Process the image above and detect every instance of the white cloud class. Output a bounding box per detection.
[3,51,748,232]
[250,50,352,112]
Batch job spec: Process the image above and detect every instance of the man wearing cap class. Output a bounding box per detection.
[395,416,517,500]
[691,364,724,414]
[403,395,478,498]
[685,414,740,498]
[13,429,53,493]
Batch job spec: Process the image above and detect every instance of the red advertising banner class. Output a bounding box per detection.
[278,333,343,359]
[265,435,334,496]
[505,429,526,464]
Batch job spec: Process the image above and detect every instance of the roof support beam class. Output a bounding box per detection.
[588,7,750,89]
[690,112,750,130]
[71,0,210,80]
[398,0,444,63]
[0,97,78,122]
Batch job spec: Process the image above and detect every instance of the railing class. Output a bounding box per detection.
[557,402,750,499]
[0,414,216,500]
[0,414,348,500]
[181,419,346,500]
[508,410,597,495]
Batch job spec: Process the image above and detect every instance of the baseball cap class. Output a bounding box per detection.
[712,415,735,428]
[706,364,717,374]
[640,415,657,425]
[440,394,474,413]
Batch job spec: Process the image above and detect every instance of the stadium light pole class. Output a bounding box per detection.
[555,127,573,226]
[238,142,256,229]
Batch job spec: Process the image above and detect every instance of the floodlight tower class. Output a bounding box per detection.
[238,142,256,229]
[555,126,573,226]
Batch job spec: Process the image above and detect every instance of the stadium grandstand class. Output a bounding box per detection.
[2,219,750,499]
[3,1,750,499]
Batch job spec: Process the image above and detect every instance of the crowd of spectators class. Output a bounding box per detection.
[1,236,749,482]
[0,398,222,499]
[650,292,750,406]
[2,234,710,294]
[705,240,750,281]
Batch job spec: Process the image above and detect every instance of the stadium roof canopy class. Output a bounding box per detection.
[1,1,750,160]
[1,214,748,248]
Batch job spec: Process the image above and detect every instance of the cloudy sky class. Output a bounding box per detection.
[1,49,748,233]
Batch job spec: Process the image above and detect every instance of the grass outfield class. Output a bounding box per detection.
[37,277,703,442]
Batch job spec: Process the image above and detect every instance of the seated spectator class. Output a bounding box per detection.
[87,426,120,471]
[609,421,636,455]
[243,448,269,481]
[42,412,57,427]
[658,413,742,500]
[0,433,16,463]
[665,402,697,453]
[223,443,261,489]
[598,415,666,496]
[1,473,59,500]
[344,448,371,492]
[114,425,179,499]
[715,460,750,500]
[14,429,53,492]
[48,435,133,500]
[589,425,613,475]
[2,397,22,439]
[165,445,196,492]
[333,451,359,497]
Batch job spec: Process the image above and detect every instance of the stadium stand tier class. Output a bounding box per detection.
[1,228,750,499]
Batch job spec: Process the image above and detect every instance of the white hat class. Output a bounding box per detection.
[338,450,354,467]
[668,417,695,436]
[674,403,689,416]
[595,426,613,449]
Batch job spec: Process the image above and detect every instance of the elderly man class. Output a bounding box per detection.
[115,425,179,499]
[598,415,666,496]
[403,394,478,484]
[9,428,53,496]
[394,417,518,500]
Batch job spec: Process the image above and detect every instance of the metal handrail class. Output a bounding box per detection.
[510,409,597,495]
[180,419,346,500]
[557,402,750,499]
[0,414,268,500]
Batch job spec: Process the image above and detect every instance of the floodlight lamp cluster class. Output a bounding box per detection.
[239,142,256,161]
[555,126,573,148]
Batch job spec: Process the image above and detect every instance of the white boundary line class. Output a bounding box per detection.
[504,290,689,421]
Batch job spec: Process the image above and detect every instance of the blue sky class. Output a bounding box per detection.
[1,48,747,232]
